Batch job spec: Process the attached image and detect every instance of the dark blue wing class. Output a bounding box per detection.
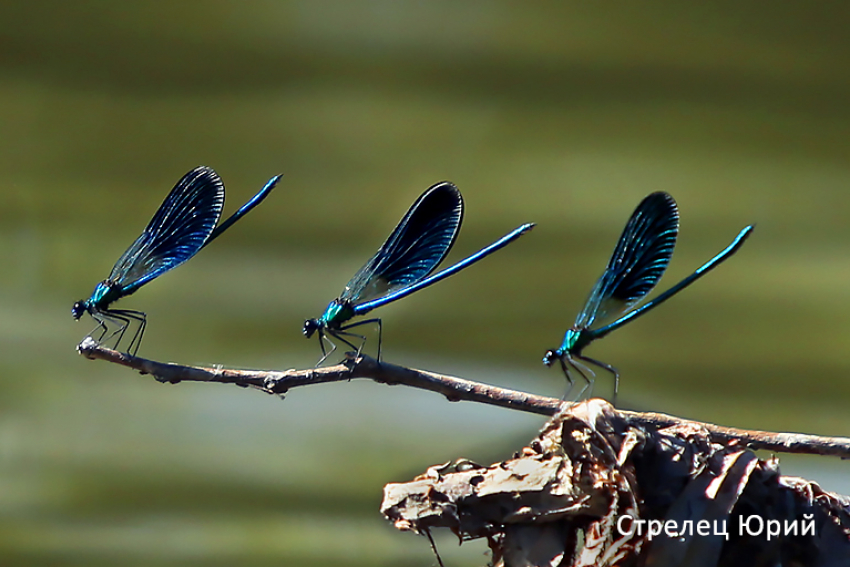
[574,192,678,329]
[340,182,463,305]
[108,166,225,295]
[353,222,534,315]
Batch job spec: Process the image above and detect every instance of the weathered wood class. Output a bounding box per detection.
[381,400,850,567]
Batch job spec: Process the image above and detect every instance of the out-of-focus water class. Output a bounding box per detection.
[0,2,848,565]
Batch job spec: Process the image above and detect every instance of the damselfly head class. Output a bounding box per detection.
[542,349,558,367]
[302,318,321,338]
[71,301,87,320]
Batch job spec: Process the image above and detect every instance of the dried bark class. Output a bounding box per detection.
[77,340,850,565]
[381,400,850,567]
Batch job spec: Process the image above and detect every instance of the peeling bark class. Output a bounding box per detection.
[382,400,850,567]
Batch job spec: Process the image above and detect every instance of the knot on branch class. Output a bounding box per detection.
[381,399,850,567]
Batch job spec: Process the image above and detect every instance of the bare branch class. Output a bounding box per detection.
[76,338,560,412]
[77,338,850,458]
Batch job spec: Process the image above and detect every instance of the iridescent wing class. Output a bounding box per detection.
[574,192,678,330]
[109,166,225,296]
[340,182,463,306]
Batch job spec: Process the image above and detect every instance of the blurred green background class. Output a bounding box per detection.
[1,2,848,565]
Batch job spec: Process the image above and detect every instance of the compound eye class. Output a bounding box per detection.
[302,319,318,338]
[72,301,86,320]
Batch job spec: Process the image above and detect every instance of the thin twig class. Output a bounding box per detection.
[77,338,850,459]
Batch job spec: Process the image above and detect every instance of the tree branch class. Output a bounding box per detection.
[77,338,850,459]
